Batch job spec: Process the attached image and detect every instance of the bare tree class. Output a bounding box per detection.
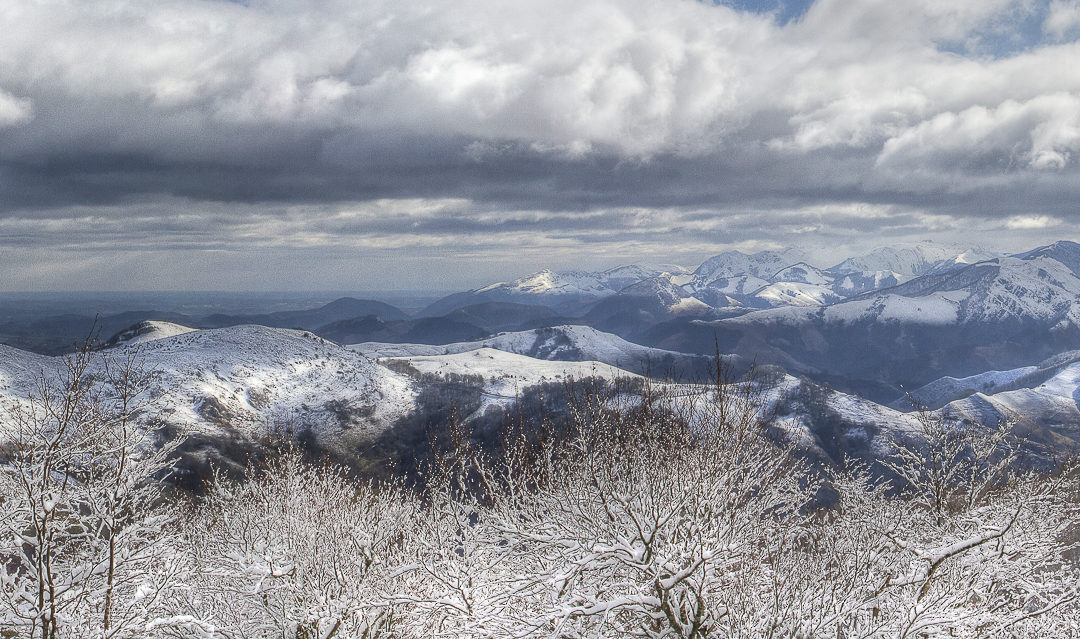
[175,449,417,639]
[0,345,185,638]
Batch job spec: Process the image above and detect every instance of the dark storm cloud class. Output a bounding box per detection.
[2,0,1080,289]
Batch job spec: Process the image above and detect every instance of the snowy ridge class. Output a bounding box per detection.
[475,269,611,297]
[766,375,922,456]
[693,249,808,283]
[901,366,1042,411]
[959,256,1080,323]
[771,263,831,286]
[715,244,1080,328]
[122,326,414,442]
[902,348,1080,432]
[350,325,706,371]
[391,347,637,411]
[940,362,1080,434]
[0,326,416,448]
[473,264,690,300]
[430,243,995,318]
[600,264,691,291]
[618,276,713,315]
[105,320,198,347]
[754,282,843,308]
[830,243,995,277]
[687,273,770,298]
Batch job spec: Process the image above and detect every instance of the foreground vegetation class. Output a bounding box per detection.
[1,349,1079,638]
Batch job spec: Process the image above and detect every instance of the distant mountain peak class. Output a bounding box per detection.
[771,262,831,286]
[830,243,994,278]
[1013,240,1080,276]
[693,248,808,282]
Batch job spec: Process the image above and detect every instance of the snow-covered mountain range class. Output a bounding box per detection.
[6,240,1080,468]
[421,242,1002,318]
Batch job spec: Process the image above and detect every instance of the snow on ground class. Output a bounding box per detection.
[475,269,613,297]
[763,375,922,455]
[771,263,832,286]
[125,325,414,441]
[829,243,972,277]
[350,325,697,370]
[0,344,55,396]
[0,345,57,436]
[876,292,966,324]
[754,282,842,307]
[964,256,1080,322]
[391,347,638,412]
[400,348,631,391]
[943,362,1080,429]
[693,274,770,296]
[0,326,416,447]
[828,390,924,454]
[108,320,198,346]
[669,296,711,313]
[904,366,1041,410]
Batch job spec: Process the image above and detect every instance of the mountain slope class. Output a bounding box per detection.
[693,249,807,283]
[391,347,637,407]
[202,297,408,329]
[0,326,416,450]
[351,325,723,378]
[420,264,691,317]
[104,320,198,347]
[829,243,994,278]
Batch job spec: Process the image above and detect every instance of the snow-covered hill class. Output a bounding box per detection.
[721,242,1080,328]
[392,347,637,411]
[599,264,691,290]
[899,366,1043,411]
[772,263,831,286]
[0,344,55,397]
[936,362,1080,447]
[686,273,769,300]
[0,326,416,449]
[901,349,1080,444]
[754,282,843,308]
[421,264,691,316]
[420,244,996,322]
[617,277,712,315]
[124,326,415,442]
[350,325,716,375]
[474,269,611,299]
[105,320,197,347]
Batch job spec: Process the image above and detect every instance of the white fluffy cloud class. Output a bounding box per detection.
[1045,0,1080,39]
[877,93,1080,173]
[0,0,1069,163]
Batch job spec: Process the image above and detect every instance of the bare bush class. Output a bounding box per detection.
[0,346,184,639]
[2,357,1078,637]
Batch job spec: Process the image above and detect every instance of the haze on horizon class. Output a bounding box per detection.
[2,0,1080,291]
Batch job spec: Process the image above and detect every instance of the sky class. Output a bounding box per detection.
[2,0,1080,291]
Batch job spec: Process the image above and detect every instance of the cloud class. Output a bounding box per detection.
[0,90,31,127]
[876,93,1080,175]
[0,0,1079,288]
[1045,0,1080,39]
[1005,214,1059,228]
